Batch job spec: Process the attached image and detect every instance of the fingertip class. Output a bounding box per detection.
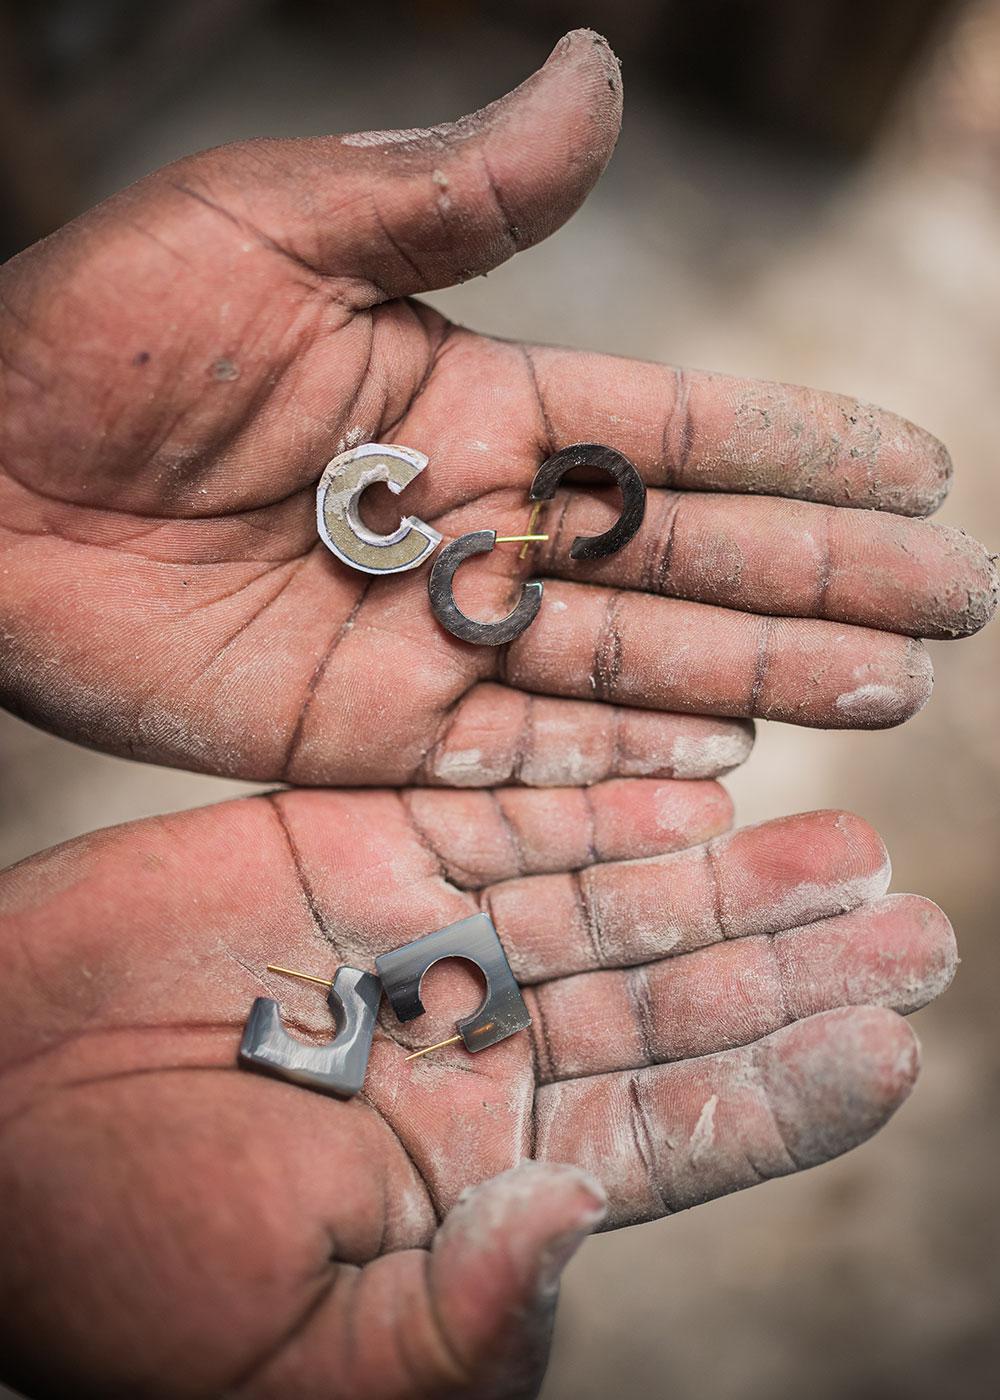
[704,778,736,835]
[434,1162,606,1316]
[756,1007,921,1169]
[924,524,1000,637]
[645,776,735,849]
[752,808,891,902]
[896,419,953,517]
[878,892,959,1008]
[828,809,892,886]
[778,892,958,1020]
[482,28,623,247]
[541,28,623,114]
[667,718,755,778]
[832,639,933,728]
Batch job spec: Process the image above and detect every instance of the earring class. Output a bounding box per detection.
[316,442,441,574]
[376,912,531,1058]
[239,913,530,1095]
[239,965,381,1097]
[428,529,548,645]
[529,443,646,559]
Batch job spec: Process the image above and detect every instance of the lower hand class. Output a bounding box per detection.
[0,780,954,1398]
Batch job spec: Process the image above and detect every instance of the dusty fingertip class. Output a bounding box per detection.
[669,719,755,778]
[453,1161,607,1220]
[547,28,619,72]
[908,423,953,516]
[833,640,933,727]
[756,1007,921,1169]
[952,531,999,635]
[897,893,960,1007]
[441,1164,608,1292]
[541,28,623,124]
[824,809,893,891]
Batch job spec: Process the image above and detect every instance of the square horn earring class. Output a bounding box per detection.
[376,912,531,1059]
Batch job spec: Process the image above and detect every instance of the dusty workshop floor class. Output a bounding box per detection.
[2,6,999,1398]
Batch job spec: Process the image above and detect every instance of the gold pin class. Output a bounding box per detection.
[405,1020,497,1061]
[518,501,545,559]
[405,1033,463,1061]
[266,964,333,988]
[494,533,549,543]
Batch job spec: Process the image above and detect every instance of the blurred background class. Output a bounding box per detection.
[1,1,999,1396]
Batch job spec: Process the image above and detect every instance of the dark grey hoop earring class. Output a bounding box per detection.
[529,443,647,559]
[428,529,543,646]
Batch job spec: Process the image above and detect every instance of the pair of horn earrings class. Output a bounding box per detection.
[316,441,647,645]
[239,912,529,1098]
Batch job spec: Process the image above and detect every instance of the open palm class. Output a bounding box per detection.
[0,30,994,788]
[0,780,956,1398]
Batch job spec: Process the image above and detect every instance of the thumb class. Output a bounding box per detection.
[200,29,622,300]
[427,1161,607,1400]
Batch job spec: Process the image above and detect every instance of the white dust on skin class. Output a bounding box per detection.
[834,682,907,716]
[538,1006,920,1225]
[833,649,933,723]
[652,784,702,836]
[341,124,458,148]
[332,425,368,455]
[431,747,495,786]
[387,1173,437,1246]
[431,169,452,215]
[687,1094,718,1166]
[428,721,754,788]
[742,855,893,938]
[521,744,601,788]
[668,727,753,778]
[777,893,958,1014]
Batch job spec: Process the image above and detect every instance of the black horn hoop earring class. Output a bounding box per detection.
[529,443,646,560]
[428,530,543,646]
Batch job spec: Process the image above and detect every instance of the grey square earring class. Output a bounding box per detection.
[376,912,531,1058]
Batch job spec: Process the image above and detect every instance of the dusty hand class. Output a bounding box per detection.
[0,780,955,1398]
[0,30,995,787]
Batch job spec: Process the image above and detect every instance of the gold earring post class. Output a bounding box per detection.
[266,964,334,988]
[518,501,545,559]
[495,533,549,543]
[405,1033,464,1061]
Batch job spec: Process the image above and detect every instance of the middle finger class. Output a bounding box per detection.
[500,580,933,729]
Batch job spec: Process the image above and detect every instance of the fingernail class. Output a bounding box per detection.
[536,1196,607,1297]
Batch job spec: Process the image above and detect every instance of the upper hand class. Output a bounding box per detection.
[0,29,994,787]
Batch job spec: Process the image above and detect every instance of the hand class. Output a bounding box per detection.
[0,780,955,1398]
[0,30,994,787]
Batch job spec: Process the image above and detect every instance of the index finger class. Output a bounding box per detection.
[522,345,952,516]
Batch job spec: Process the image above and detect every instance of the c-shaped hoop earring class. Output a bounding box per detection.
[428,530,543,645]
[316,442,442,575]
[529,443,647,559]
